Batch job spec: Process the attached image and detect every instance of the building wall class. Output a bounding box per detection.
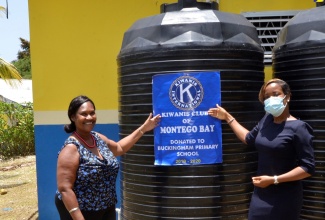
[219,0,314,13]
[219,0,314,81]
[29,1,176,219]
[29,0,315,219]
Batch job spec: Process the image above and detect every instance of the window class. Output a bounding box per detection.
[242,11,300,65]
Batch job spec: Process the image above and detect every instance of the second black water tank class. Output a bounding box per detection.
[273,5,325,220]
[117,1,265,219]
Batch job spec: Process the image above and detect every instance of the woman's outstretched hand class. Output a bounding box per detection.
[208,104,228,121]
[208,104,248,143]
[141,113,161,133]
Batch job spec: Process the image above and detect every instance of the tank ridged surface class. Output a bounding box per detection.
[117,2,264,219]
[273,6,325,220]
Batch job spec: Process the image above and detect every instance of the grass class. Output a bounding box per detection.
[0,155,38,220]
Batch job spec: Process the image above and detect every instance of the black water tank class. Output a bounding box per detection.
[273,6,325,220]
[117,1,264,219]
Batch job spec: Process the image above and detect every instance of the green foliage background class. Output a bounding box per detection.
[12,56,31,79]
[0,102,34,158]
[12,38,32,79]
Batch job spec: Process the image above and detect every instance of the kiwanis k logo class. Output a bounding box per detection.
[169,76,204,110]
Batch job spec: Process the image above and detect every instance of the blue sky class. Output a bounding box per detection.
[0,0,30,62]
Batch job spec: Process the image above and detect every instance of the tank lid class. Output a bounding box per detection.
[161,0,218,13]
[274,6,325,50]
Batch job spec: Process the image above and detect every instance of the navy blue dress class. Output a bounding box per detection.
[245,114,315,220]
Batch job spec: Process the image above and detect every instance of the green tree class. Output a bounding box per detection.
[17,38,30,59]
[12,38,32,79]
[0,102,34,158]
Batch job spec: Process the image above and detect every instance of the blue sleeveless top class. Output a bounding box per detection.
[56,131,119,211]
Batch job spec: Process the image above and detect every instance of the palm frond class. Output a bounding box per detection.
[0,57,22,87]
[0,6,5,16]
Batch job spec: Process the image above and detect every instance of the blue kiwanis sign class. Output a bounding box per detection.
[153,72,222,166]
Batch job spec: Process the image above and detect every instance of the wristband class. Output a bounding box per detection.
[274,175,279,185]
[228,118,235,125]
[69,207,79,213]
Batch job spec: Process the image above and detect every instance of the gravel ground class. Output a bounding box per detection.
[0,155,38,220]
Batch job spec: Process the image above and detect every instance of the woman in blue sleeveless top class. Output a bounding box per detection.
[55,95,161,220]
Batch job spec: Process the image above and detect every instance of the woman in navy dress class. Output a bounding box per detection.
[208,78,315,220]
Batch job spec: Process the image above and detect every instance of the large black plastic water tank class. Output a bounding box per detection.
[117,1,264,219]
[273,5,325,220]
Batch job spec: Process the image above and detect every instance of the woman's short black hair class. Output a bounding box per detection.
[64,95,95,133]
[258,78,291,103]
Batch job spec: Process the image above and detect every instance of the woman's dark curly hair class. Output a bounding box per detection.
[64,95,95,133]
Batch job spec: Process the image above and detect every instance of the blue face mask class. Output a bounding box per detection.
[264,96,286,117]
